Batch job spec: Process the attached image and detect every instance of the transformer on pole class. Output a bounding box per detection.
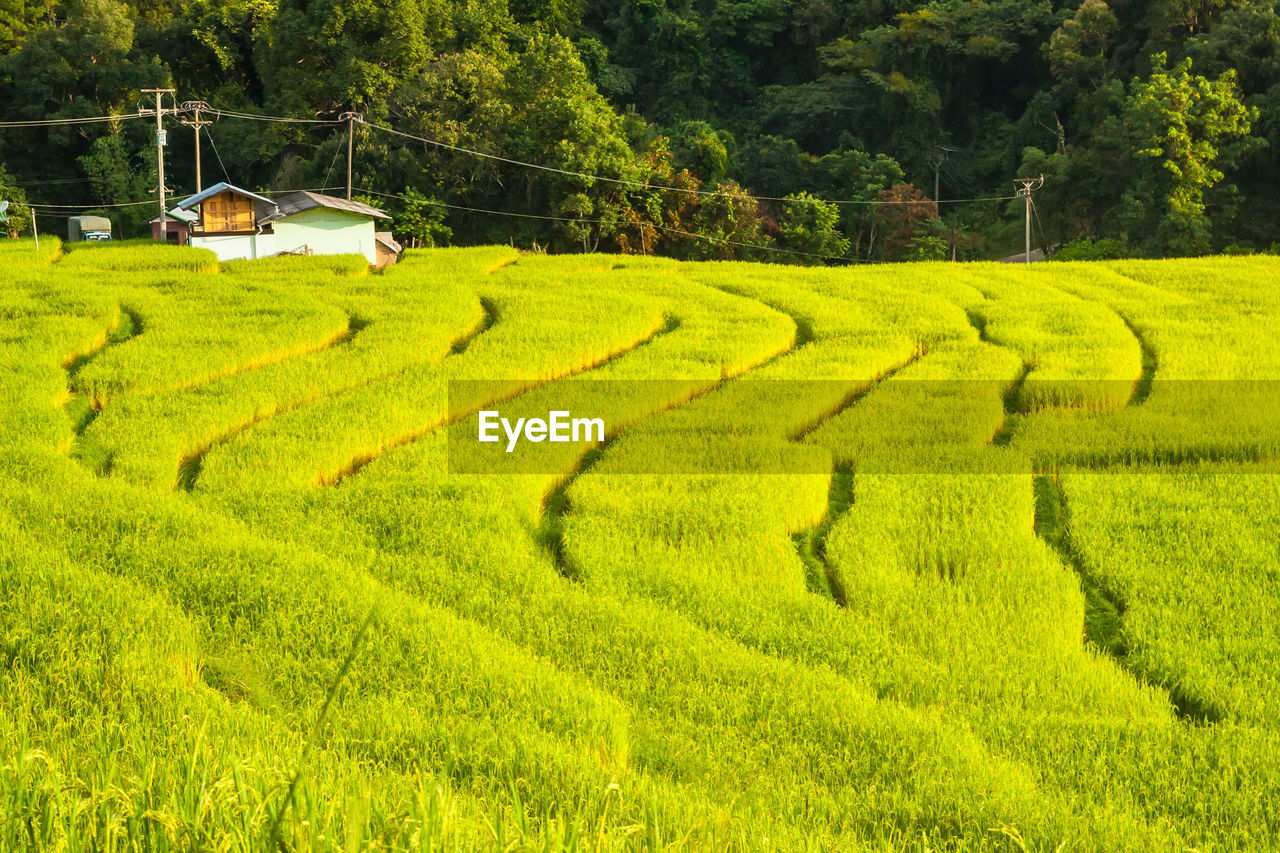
[1014,175,1045,265]
[141,88,178,238]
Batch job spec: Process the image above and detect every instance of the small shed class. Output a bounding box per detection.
[374,232,402,269]
[149,208,196,245]
[177,182,279,261]
[261,192,389,266]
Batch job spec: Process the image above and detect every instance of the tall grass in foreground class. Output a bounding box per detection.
[3,247,1280,849]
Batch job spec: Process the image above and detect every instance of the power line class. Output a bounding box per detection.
[205,108,340,125]
[0,113,149,128]
[1,105,1019,212]
[27,186,347,213]
[13,177,94,186]
[358,187,614,225]
[321,135,344,194]
[652,222,864,263]
[357,187,861,264]
[195,108,1019,209]
[939,160,981,196]
[29,199,158,209]
[1031,196,1051,257]
[357,119,1017,208]
[205,126,233,185]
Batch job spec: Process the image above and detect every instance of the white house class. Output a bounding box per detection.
[172,182,390,265]
[260,192,389,266]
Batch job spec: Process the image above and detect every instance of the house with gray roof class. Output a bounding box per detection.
[168,182,391,265]
[258,191,390,265]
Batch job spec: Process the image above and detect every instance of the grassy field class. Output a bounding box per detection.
[2,238,1279,851]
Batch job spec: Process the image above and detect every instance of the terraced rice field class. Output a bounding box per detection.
[2,239,1279,851]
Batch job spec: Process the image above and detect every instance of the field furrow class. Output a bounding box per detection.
[63,305,143,442]
[177,303,492,492]
[320,309,680,489]
[1033,473,1219,722]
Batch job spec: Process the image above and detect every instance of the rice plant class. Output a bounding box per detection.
[3,244,1280,851]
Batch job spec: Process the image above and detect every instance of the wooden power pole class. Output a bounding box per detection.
[141,88,177,238]
[339,111,362,199]
[930,151,946,207]
[180,101,213,193]
[1014,174,1044,265]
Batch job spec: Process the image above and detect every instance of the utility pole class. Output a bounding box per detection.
[1014,174,1045,265]
[340,111,362,200]
[930,151,946,207]
[928,145,956,206]
[180,101,212,193]
[141,88,177,238]
[929,145,957,259]
[30,206,38,252]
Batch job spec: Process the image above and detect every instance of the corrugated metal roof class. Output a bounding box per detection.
[175,181,277,210]
[148,208,198,224]
[263,191,389,221]
[375,231,403,253]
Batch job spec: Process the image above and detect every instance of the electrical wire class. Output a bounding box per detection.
[1,102,1015,262]
[28,199,159,209]
[26,185,347,215]
[0,105,1018,212]
[357,187,862,263]
[358,120,1018,208]
[939,160,982,197]
[321,136,344,193]
[651,222,864,263]
[205,128,233,184]
[0,113,147,128]
[206,108,340,125]
[13,177,94,187]
[358,187,613,225]
[1030,196,1052,258]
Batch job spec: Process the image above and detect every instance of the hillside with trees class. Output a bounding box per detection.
[1,0,1276,260]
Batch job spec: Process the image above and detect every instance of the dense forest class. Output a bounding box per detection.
[1,0,1277,261]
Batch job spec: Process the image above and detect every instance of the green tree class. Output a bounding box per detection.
[501,34,639,252]
[0,164,31,238]
[679,181,769,261]
[0,0,54,53]
[78,131,148,206]
[874,184,938,261]
[669,121,732,185]
[1,0,150,111]
[777,191,850,264]
[77,130,152,236]
[612,136,700,257]
[1047,0,1118,91]
[261,0,450,114]
[1121,53,1256,255]
[375,188,451,248]
[908,234,948,260]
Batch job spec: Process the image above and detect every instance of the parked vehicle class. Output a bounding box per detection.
[68,215,113,242]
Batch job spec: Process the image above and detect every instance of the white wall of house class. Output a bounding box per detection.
[272,208,378,265]
[190,232,276,262]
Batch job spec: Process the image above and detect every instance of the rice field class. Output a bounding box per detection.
[1,238,1279,851]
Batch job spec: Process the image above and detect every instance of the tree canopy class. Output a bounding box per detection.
[2,0,1277,260]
